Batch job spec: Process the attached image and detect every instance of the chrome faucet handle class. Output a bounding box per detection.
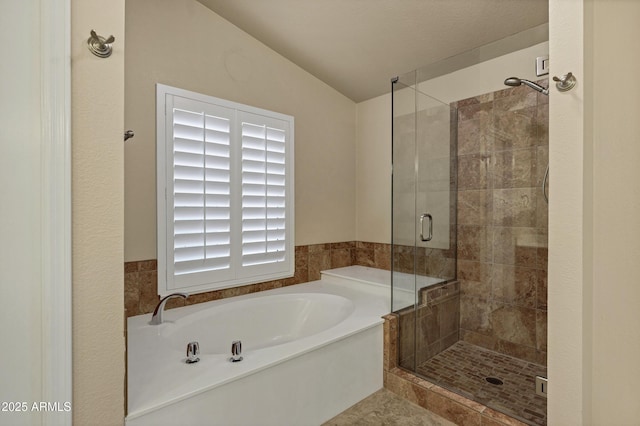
[230,340,243,362]
[150,292,188,325]
[186,341,200,364]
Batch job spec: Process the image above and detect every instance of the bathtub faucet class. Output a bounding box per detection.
[150,292,188,325]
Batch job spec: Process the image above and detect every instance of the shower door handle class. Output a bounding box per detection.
[420,213,433,242]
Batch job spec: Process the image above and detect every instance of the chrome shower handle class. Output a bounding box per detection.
[420,213,433,242]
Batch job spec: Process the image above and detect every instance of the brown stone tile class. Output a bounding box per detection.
[491,265,537,309]
[459,279,491,300]
[493,188,537,227]
[164,297,186,310]
[460,296,492,334]
[494,84,532,100]
[492,227,539,267]
[458,190,492,226]
[493,339,540,363]
[294,246,309,284]
[430,384,486,413]
[493,91,537,113]
[482,407,529,426]
[493,107,537,151]
[355,246,375,267]
[458,102,493,122]
[427,388,483,426]
[330,248,353,269]
[535,146,549,188]
[536,190,549,228]
[492,148,537,189]
[458,117,493,156]
[385,370,429,408]
[124,272,140,317]
[308,243,330,253]
[330,241,355,250]
[536,104,549,145]
[535,246,548,269]
[308,250,331,281]
[138,259,157,272]
[459,329,497,351]
[374,243,392,270]
[138,270,159,315]
[458,154,491,190]
[457,261,491,285]
[185,291,219,306]
[124,261,139,273]
[439,296,460,337]
[536,310,547,352]
[457,225,492,262]
[536,269,547,311]
[490,305,536,347]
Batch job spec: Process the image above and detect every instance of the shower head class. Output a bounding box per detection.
[504,77,549,96]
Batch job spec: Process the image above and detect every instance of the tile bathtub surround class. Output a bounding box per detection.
[124,241,392,317]
[456,82,548,366]
[397,281,461,370]
[383,315,528,426]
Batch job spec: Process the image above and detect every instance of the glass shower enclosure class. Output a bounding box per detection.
[391,70,458,372]
[390,46,549,425]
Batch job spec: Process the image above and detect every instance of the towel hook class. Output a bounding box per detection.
[552,72,577,92]
[87,30,115,58]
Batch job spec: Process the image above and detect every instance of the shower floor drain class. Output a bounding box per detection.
[485,377,504,385]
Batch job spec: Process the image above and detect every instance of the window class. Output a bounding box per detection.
[157,84,294,295]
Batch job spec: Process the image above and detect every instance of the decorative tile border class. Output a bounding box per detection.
[124,241,391,317]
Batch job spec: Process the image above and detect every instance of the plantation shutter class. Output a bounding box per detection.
[238,112,290,277]
[157,85,294,295]
[169,96,235,288]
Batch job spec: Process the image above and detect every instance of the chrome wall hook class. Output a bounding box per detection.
[124,130,135,141]
[553,72,577,92]
[87,30,115,58]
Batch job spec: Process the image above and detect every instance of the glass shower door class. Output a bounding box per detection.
[391,71,458,372]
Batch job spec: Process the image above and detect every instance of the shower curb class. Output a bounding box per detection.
[382,314,529,426]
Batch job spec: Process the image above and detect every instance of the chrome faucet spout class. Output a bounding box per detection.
[150,292,188,325]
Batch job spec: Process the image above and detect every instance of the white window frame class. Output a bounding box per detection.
[157,84,294,296]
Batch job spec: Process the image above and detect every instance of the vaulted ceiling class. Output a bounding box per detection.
[198,0,548,102]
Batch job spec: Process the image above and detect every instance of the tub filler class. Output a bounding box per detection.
[126,266,390,426]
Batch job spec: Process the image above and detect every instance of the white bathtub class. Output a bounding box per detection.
[126,267,390,426]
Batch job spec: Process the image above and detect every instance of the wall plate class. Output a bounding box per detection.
[536,56,549,77]
[536,376,548,397]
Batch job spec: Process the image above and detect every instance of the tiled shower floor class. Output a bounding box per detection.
[416,341,547,426]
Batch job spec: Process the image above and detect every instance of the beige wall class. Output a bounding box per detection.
[355,96,391,244]
[588,0,640,423]
[549,1,640,423]
[0,2,43,424]
[72,0,125,424]
[124,0,357,261]
[547,0,586,423]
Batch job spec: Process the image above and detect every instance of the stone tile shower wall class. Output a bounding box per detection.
[456,81,548,365]
[124,241,391,317]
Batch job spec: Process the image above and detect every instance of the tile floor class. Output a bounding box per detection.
[416,341,547,425]
[323,388,455,426]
